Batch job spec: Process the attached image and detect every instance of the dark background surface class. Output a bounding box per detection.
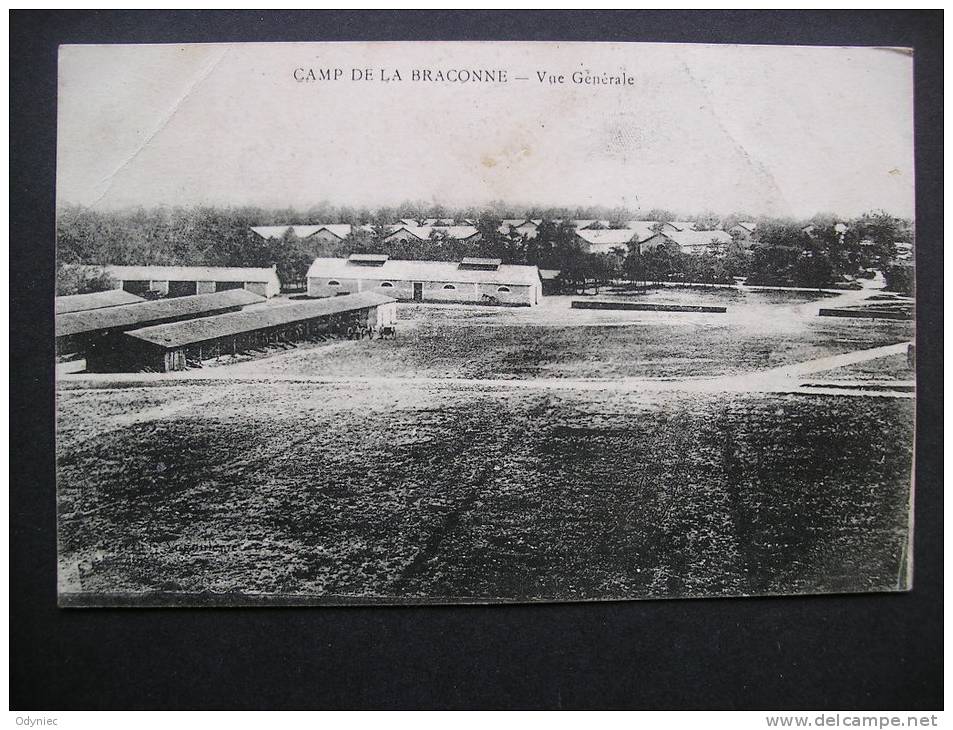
[10,10,942,710]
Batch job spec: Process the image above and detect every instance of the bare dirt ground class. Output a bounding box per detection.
[56,282,916,603]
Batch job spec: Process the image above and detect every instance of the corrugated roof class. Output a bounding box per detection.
[56,289,265,338]
[55,289,144,315]
[307,257,541,287]
[104,264,279,284]
[125,291,395,349]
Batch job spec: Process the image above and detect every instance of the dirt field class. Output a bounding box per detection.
[56,286,916,603]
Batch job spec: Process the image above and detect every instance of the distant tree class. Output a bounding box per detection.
[371,223,392,246]
[846,210,913,267]
[474,213,506,260]
[721,242,752,279]
[55,264,116,296]
[268,229,313,288]
[644,208,676,222]
[691,211,720,231]
[639,245,681,285]
[883,263,914,295]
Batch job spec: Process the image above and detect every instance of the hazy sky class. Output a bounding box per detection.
[57,42,914,218]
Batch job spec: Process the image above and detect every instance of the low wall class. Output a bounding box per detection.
[571,300,727,313]
[818,308,913,320]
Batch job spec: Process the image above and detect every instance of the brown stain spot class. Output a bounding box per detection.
[481,154,497,168]
[888,168,901,176]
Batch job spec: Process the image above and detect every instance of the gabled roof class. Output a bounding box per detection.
[441,226,480,239]
[308,224,354,239]
[663,221,698,232]
[384,225,478,241]
[663,229,732,249]
[56,289,265,338]
[575,229,638,246]
[538,269,561,280]
[384,226,428,240]
[307,257,541,287]
[251,224,378,240]
[250,225,324,239]
[103,265,279,284]
[624,221,663,241]
[55,289,144,315]
[125,292,395,349]
[735,221,758,232]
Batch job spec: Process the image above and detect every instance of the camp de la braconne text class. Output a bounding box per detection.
[292,66,637,87]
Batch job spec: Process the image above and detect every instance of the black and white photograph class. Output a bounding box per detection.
[54,40,917,607]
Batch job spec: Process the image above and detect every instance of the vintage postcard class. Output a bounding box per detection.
[55,41,915,606]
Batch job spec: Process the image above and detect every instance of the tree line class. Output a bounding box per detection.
[56,204,914,296]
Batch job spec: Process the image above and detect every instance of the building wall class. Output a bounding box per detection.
[115,277,278,298]
[245,282,269,297]
[308,276,538,305]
